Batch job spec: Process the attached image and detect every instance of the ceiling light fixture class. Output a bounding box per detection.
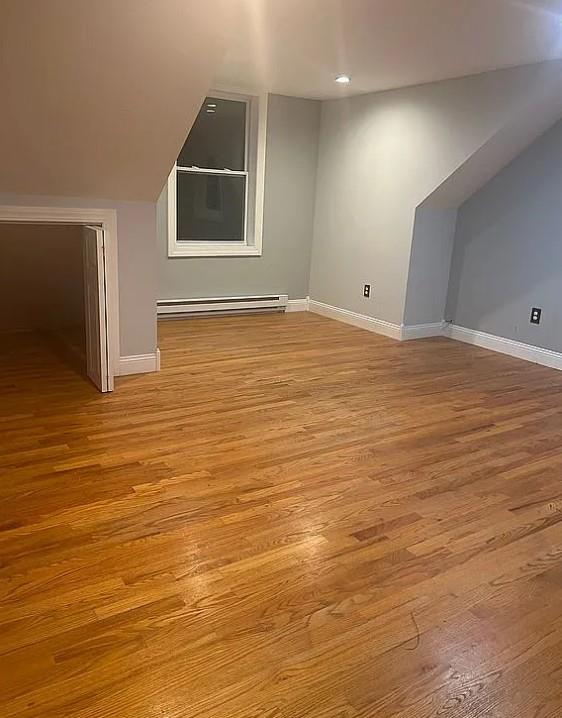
[206,109,216,114]
[207,103,217,108]
[335,74,351,84]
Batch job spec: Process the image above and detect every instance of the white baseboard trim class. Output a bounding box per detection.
[118,348,161,376]
[309,299,402,340]
[444,325,562,371]
[286,297,310,312]
[401,322,445,341]
[305,303,562,371]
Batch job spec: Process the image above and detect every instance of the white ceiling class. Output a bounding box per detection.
[215,0,562,99]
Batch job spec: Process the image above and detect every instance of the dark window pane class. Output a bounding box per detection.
[178,96,246,171]
[177,172,246,241]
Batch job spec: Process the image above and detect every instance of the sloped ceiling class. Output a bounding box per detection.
[421,59,562,208]
[0,0,236,201]
[3,1,562,203]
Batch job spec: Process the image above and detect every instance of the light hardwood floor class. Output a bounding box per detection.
[1,313,562,718]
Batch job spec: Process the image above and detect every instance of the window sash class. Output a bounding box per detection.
[177,94,249,173]
[168,91,267,258]
[176,168,248,243]
[175,95,250,243]
[176,166,247,178]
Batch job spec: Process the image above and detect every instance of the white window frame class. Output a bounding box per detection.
[167,90,268,258]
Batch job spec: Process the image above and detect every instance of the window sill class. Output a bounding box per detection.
[168,243,262,258]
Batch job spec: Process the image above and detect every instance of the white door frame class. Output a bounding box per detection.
[0,205,119,382]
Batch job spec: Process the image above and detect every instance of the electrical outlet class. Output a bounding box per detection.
[363,284,371,298]
[530,307,542,325]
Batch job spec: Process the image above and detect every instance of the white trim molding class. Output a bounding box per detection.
[444,325,562,371]
[286,297,310,313]
[309,300,402,340]
[0,204,120,383]
[401,322,445,341]
[119,349,161,376]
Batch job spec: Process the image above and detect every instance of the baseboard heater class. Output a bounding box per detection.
[157,294,289,317]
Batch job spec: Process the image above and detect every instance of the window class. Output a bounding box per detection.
[167,91,267,257]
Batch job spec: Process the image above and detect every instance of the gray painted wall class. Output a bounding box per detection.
[403,208,458,326]
[446,118,562,352]
[0,193,157,358]
[309,62,562,326]
[158,94,320,301]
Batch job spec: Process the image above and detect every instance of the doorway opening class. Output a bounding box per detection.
[0,206,119,393]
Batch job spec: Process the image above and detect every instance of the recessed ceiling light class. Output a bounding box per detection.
[335,74,351,84]
[206,109,216,114]
[207,103,217,108]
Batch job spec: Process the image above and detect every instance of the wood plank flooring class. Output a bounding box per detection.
[1,313,562,717]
